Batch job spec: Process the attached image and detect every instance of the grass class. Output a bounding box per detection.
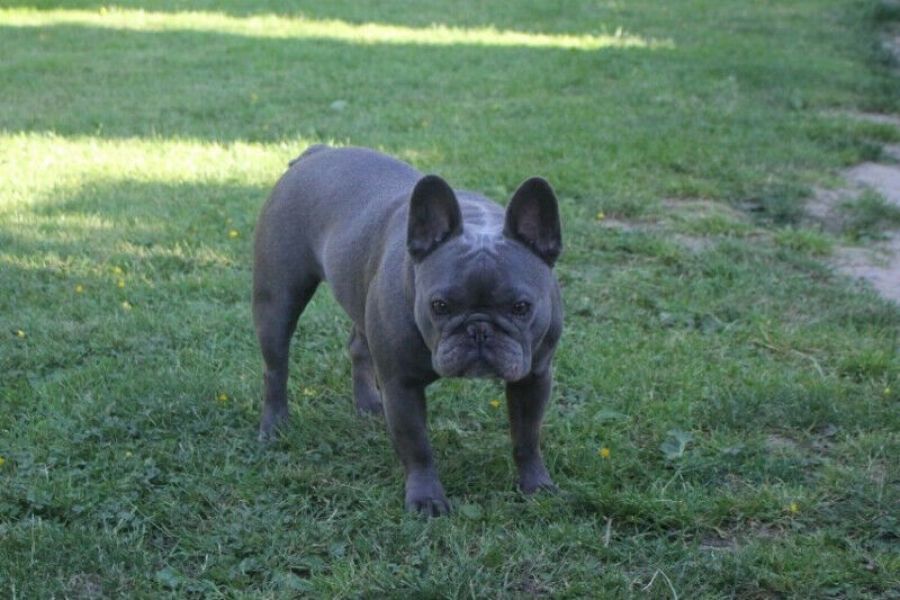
[1,1,899,597]
[842,189,900,240]
[0,7,671,50]
[775,227,836,256]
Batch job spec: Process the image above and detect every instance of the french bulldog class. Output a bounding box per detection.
[253,145,563,515]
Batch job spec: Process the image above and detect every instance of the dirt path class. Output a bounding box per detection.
[598,128,900,305]
[817,131,900,304]
[833,233,900,302]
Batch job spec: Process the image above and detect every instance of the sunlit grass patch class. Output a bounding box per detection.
[0,7,672,50]
[0,133,303,211]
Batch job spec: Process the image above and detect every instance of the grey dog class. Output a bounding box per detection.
[252,145,563,515]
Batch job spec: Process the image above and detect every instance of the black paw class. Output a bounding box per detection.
[405,494,451,517]
[518,470,558,495]
[355,395,384,416]
[258,406,288,442]
[405,476,451,517]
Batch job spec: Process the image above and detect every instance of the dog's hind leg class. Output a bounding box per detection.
[253,276,319,440]
[348,327,383,415]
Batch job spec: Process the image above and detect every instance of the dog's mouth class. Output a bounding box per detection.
[458,360,499,379]
[432,322,529,381]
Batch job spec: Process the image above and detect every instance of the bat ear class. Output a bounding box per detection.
[503,177,562,266]
[407,175,463,261]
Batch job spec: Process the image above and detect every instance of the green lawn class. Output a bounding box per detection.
[2,1,899,597]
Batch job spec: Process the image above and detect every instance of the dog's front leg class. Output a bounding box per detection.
[381,379,450,516]
[506,369,556,494]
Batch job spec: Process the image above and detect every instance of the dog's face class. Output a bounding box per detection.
[413,238,556,381]
[407,176,562,382]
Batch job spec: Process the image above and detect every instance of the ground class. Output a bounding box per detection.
[811,118,900,301]
[1,1,899,598]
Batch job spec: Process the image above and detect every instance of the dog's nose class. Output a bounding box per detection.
[467,321,491,344]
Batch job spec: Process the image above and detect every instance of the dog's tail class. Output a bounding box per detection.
[288,144,329,167]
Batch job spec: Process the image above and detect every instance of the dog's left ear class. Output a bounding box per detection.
[504,177,562,266]
[407,175,463,261]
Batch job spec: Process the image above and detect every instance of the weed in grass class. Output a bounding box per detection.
[841,189,900,240]
[677,214,753,237]
[739,183,809,226]
[775,227,835,256]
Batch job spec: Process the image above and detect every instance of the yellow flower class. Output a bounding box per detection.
[884,387,892,396]
[121,301,132,310]
[15,329,26,338]
[217,392,229,402]
[788,501,799,515]
[112,266,124,275]
[596,211,606,221]
[74,284,84,294]
[0,456,5,466]
[228,229,239,238]
[124,451,133,458]
[302,387,316,397]
[598,447,611,459]
[489,398,502,409]
[117,279,125,288]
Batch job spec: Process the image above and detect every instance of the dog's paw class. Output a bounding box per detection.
[519,478,558,495]
[354,394,384,416]
[404,476,451,517]
[258,406,288,442]
[405,495,451,517]
[518,466,558,495]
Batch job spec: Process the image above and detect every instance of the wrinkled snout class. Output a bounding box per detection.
[466,320,493,346]
[432,315,527,381]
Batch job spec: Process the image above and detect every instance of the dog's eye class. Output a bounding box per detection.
[431,299,450,316]
[511,301,531,317]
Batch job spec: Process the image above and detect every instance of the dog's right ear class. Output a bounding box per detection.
[407,175,463,261]
[503,177,562,266]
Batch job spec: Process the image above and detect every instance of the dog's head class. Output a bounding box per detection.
[407,175,562,382]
